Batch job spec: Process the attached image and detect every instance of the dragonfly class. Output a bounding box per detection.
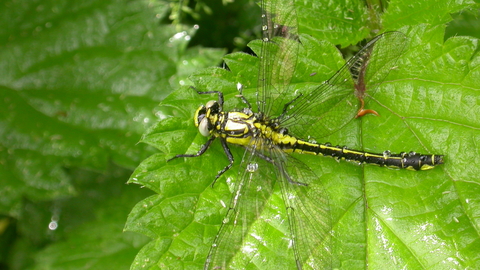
[169,0,444,268]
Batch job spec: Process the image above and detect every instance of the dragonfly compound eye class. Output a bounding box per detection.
[205,100,217,109]
[198,116,211,137]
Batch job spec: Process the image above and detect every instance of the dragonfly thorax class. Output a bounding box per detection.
[195,99,261,148]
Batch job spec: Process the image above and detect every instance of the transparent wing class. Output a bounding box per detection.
[279,31,408,140]
[205,137,277,269]
[205,136,331,269]
[257,0,300,117]
[275,154,332,269]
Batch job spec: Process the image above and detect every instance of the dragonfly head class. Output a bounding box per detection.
[194,100,220,137]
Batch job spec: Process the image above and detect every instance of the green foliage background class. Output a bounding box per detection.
[0,0,479,269]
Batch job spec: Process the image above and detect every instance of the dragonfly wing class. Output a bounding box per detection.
[205,137,331,269]
[357,31,408,97]
[280,78,358,141]
[279,32,408,140]
[257,0,300,117]
[274,153,332,269]
[205,138,278,269]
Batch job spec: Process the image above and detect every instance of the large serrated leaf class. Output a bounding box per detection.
[127,0,480,268]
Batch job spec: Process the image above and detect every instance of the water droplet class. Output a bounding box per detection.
[236,82,243,91]
[48,221,58,230]
[247,163,258,172]
[169,31,188,43]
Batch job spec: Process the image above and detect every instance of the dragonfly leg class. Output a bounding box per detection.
[279,93,303,119]
[167,136,216,162]
[281,167,308,186]
[235,84,253,109]
[195,87,225,107]
[211,138,235,186]
[238,95,252,109]
[252,150,308,187]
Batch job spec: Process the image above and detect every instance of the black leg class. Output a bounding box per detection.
[282,169,308,186]
[252,149,308,187]
[238,95,252,109]
[279,93,303,118]
[210,138,235,187]
[167,136,216,162]
[235,84,252,109]
[195,88,225,107]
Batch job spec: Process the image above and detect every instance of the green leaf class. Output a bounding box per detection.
[446,8,480,39]
[27,168,153,270]
[0,0,227,269]
[0,0,224,215]
[128,0,480,270]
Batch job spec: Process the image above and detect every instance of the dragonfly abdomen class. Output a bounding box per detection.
[280,137,443,170]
